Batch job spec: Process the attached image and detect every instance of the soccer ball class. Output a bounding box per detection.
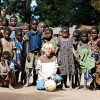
[44,79,56,92]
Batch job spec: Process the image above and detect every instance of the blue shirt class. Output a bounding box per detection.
[27,30,42,52]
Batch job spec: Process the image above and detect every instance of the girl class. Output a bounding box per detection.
[57,27,76,89]
[90,26,100,62]
[13,29,23,84]
[36,42,62,90]
[77,30,95,89]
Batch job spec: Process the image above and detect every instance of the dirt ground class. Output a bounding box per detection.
[0,85,100,100]
[0,75,100,100]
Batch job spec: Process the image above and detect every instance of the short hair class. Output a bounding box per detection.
[1,18,9,26]
[91,26,99,34]
[81,30,88,37]
[61,27,69,32]
[38,22,46,26]
[10,15,17,21]
[15,28,22,35]
[30,18,38,24]
[23,23,30,28]
[2,51,11,58]
[44,28,53,34]
[41,42,55,53]
[4,27,11,33]
[73,29,81,36]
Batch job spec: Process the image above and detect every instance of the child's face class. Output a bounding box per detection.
[38,24,46,32]
[23,26,29,34]
[81,35,88,42]
[91,29,98,39]
[10,18,17,27]
[2,21,7,28]
[31,20,38,30]
[61,29,69,38]
[73,34,80,41]
[45,30,53,39]
[16,32,22,40]
[4,31,11,39]
[44,48,52,57]
[1,55,10,62]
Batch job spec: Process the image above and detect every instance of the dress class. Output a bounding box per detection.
[58,38,76,75]
[13,38,23,65]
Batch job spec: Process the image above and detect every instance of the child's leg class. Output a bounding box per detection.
[21,71,26,84]
[84,73,87,89]
[8,72,14,90]
[24,68,30,87]
[61,75,68,88]
[15,71,20,84]
[69,74,73,89]
[32,52,40,85]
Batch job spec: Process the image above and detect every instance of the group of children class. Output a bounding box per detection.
[0,15,100,91]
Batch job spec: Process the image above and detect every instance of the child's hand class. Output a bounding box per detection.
[27,54,31,62]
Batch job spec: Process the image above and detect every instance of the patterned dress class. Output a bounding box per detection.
[58,38,76,75]
[13,38,23,65]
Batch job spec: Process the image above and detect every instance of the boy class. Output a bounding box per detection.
[24,18,42,87]
[0,51,15,90]
[0,27,16,59]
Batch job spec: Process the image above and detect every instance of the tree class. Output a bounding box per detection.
[91,0,100,11]
[34,0,100,27]
[0,0,32,23]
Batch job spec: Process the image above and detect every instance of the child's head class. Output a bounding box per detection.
[61,27,69,38]
[1,18,9,28]
[73,30,81,41]
[91,26,99,40]
[30,18,38,31]
[81,30,88,43]
[41,43,55,57]
[1,51,11,62]
[10,16,17,27]
[22,23,30,35]
[38,22,46,32]
[15,28,22,41]
[3,27,11,39]
[44,28,53,40]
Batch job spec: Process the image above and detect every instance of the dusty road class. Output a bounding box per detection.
[0,86,100,100]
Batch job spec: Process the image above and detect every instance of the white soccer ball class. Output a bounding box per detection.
[44,79,56,92]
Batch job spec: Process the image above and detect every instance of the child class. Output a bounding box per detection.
[90,26,100,62]
[9,16,22,39]
[0,18,9,39]
[9,16,18,39]
[42,28,58,49]
[24,18,42,87]
[0,51,15,90]
[0,27,16,60]
[38,22,46,32]
[57,27,76,89]
[36,42,62,90]
[72,29,81,88]
[20,23,30,85]
[13,29,23,83]
[77,30,95,89]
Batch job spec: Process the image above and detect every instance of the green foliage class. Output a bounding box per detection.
[34,0,100,27]
[0,0,32,23]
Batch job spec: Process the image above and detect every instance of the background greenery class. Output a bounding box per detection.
[0,0,100,27]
